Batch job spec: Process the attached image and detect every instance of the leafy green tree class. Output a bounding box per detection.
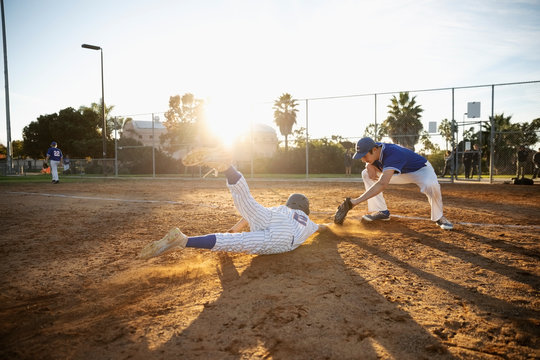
[22,107,104,158]
[480,114,539,173]
[12,140,24,158]
[462,126,478,144]
[363,123,385,141]
[79,101,115,139]
[0,143,6,156]
[111,116,133,138]
[161,93,206,154]
[382,92,424,149]
[516,118,540,146]
[418,131,439,155]
[438,118,457,151]
[327,135,355,151]
[273,93,298,151]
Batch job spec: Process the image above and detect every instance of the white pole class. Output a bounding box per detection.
[152,114,156,178]
[305,99,309,178]
[114,117,118,176]
[1,0,12,175]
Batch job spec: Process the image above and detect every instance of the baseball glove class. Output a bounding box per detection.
[182,147,213,167]
[334,197,354,225]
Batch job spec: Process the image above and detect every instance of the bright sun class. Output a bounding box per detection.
[204,98,254,149]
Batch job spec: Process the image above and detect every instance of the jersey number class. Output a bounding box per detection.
[293,213,307,226]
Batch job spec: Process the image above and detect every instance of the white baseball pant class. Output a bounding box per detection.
[50,160,60,181]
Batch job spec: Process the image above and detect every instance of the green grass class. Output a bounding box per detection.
[0,172,523,184]
[0,174,108,184]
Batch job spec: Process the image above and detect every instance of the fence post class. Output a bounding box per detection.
[152,113,156,178]
[451,88,455,183]
[489,85,495,184]
[374,94,377,139]
[305,99,309,178]
[114,117,118,177]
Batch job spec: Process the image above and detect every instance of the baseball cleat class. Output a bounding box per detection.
[138,228,188,260]
[182,147,232,172]
[362,210,391,221]
[436,216,453,230]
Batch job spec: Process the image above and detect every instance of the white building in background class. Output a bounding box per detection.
[121,119,167,148]
[120,120,278,161]
[233,123,278,161]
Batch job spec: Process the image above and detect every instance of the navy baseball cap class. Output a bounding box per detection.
[51,141,57,146]
[352,137,376,159]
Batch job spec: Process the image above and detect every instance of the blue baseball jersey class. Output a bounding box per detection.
[47,147,63,161]
[373,143,427,174]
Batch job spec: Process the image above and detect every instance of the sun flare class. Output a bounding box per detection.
[205,98,255,149]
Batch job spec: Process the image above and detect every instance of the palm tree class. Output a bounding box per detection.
[273,93,298,151]
[418,130,439,154]
[382,92,424,150]
[438,118,457,151]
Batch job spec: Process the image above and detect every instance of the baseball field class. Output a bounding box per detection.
[0,177,538,359]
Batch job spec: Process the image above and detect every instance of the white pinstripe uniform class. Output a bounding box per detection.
[212,175,319,254]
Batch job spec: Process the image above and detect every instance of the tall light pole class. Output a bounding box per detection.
[81,43,106,159]
[1,0,12,174]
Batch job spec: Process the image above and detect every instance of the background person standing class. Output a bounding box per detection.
[516,145,529,179]
[463,147,473,179]
[344,148,353,176]
[45,141,63,184]
[471,144,480,177]
[533,148,540,179]
[441,149,455,178]
[63,154,71,174]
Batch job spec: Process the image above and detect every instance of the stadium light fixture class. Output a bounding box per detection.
[82,43,107,159]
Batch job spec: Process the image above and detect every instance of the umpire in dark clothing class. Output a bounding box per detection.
[471,144,480,177]
[463,149,473,179]
[533,148,540,179]
[441,149,455,177]
[516,145,529,179]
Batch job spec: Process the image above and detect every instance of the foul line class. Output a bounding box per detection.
[6,191,539,230]
[390,214,540,230]
[5,191,220,208]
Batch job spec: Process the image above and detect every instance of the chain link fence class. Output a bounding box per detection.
[251,80,540,180]
[2,81,538,180]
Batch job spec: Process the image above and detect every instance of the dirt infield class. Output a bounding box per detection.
[0,178,539,359]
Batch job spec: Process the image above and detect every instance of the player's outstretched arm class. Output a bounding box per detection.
[351,169,394,206]
[316,223,332,232]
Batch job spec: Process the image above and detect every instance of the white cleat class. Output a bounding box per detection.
[138,228,188,260]
[436,216,454,230]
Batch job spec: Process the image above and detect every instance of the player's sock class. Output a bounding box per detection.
[224,166,242,185]
[186,234,217,249]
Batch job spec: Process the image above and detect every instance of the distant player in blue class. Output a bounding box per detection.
[45,141,63,184]
[345,137,453,230]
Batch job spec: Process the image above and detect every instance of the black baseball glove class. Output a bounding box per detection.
[334,197,354,225]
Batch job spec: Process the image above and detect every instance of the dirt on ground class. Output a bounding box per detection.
[0,177,539,360]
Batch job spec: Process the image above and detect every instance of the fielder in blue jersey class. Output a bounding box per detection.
[45,141,63,184]
[344,137,453,230]
[139,149,328,259]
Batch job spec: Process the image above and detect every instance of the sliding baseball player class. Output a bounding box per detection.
[139,148,328,259]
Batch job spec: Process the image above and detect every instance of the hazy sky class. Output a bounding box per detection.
[1,0,539,146]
